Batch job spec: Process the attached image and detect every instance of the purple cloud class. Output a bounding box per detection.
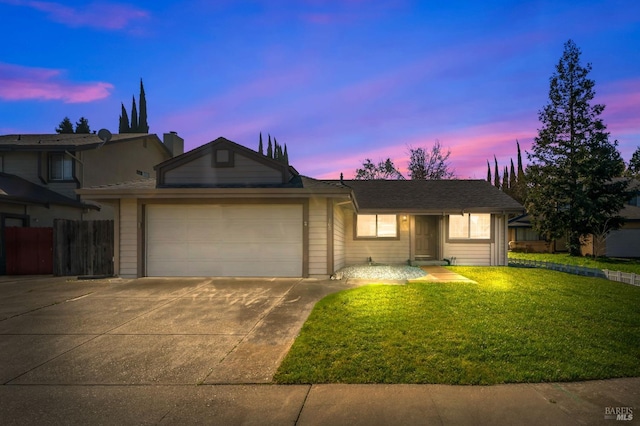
[1,0,149,30]
[0,63,114,103]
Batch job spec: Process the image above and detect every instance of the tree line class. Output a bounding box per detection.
[258,132,289,165]
[54,79,150,135]
[354,139,456,180]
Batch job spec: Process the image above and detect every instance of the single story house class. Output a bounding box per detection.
[78,137,524,278]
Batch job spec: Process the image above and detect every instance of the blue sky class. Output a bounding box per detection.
[1,0,638,179]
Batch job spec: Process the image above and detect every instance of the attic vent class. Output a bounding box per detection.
[213,149,234,167]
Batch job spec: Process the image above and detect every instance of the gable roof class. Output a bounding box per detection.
[0,172,99,210]
[154,137,299,188]
[326,179,524,214]
[0,133,171,156]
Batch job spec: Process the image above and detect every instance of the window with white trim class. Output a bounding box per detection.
[449,213,491,240]
[356,214,398,238]
[49,153,73,181]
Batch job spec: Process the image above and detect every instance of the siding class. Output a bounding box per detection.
[443,242,491,265]
[344,213,410,265]
[81,137,170,187]
[3,152,40,184]
[163,153,283,186]
[119,198,138,278]
[308,197,327,276]
[333,203,346,271]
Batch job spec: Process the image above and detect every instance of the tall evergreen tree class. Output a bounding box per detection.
[283,144,289,165]
[487,161,491,182]
[75,117,91,133]
[502,166,509,192]
[516,140,524,182]
[119,103,131,133]
[493,156,500,188]
[509,159,517,193]
[55,117,74,134]
[526,39,628,256]
[258,132,264,155]
[138,79,149,133]
[130,96,139,132]
[267,134,273,158]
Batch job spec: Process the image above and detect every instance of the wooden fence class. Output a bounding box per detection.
[508,258,640,287]
[53,220,114,277]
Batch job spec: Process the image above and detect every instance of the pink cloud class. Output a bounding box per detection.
[0,62,114,103]
[2,0,149,30]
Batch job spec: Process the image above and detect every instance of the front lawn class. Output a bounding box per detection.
[274,267,640,385]
[508,251,640,275]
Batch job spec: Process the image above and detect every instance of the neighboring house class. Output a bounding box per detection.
[0,132,183,274]
[508,179,640,257]
[78,137,523,278]
[0,132,182,226]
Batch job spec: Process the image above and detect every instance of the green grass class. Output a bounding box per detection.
[274,267,640,385]
[508,251,640,275]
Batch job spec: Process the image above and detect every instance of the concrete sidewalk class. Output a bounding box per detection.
[0,379,638,425]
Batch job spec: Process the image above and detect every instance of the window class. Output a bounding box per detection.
[355,214,398,238]
[49,153,73,181]
[213,149,234,167]
[449,213,491,240]
[515,228,541,241]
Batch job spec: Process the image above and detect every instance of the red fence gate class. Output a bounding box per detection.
[5,227,53,275]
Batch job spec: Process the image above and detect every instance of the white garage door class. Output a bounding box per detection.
[146,204,303,277]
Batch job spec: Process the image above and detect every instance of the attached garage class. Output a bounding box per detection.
[145,204,303,277]
[606,229,640,258]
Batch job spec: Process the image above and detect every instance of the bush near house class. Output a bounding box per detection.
[275,267,640,385]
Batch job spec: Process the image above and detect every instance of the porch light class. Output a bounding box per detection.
[402,215,408,222]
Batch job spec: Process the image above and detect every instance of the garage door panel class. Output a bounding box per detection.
[146,204,303,277]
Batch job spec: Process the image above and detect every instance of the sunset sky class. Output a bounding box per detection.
[1,0,638,179]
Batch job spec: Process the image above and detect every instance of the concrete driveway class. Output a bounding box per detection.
[0,275,355,386]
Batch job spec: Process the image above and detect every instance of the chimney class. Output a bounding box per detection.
[163,131,184,157]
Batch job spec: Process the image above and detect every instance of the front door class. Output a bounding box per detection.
[415,216,437,259]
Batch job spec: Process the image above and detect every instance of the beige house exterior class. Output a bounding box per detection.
[79,137,523,279]
[0,132,182,227]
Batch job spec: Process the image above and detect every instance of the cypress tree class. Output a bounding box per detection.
[284,144,289,165]
[258,132,264,155]
[119,103,131,133]
[130,96,138,132]
[267,134,273,158]
[138,79,149,133]
[517,140,524,182]
[486,161,491,182]
[494,156,500,188]
[509,159,517,193]
[502,166,509,192]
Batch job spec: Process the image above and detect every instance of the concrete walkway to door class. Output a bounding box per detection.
[417,265,477,282]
